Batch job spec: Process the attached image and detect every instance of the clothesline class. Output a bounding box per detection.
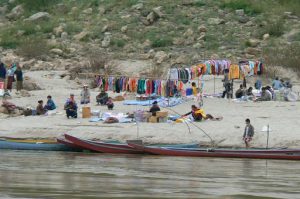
[78,72,204,81]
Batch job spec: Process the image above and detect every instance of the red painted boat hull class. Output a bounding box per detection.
[128,143,300,160]
[64,134,142,154]
[56,138,85,151]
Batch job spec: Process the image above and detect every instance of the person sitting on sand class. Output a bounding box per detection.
[96,90,108,105]
[149,101,160,116]
[243,118,254,148]
[235,84,245,99]
[106,97,114,110]
[256,87,272,101]
[36,100,47,115]
[272,77,282,90]
[182,105,217,121]
[80,84,90,104]
[246,87,255,100]
[64,93,78,118]
[44,95,56,110]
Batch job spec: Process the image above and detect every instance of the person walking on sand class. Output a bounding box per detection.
[243,118,254,148]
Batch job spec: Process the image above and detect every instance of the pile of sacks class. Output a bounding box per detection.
[0,100,24,116]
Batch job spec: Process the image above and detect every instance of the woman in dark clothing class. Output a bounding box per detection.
[14,66,23,91]
[149,101,160,116]
[0,62,6,83]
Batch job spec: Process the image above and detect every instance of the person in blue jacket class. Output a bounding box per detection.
[44,95,56,110]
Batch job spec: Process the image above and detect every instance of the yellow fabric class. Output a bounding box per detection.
[192,86,198,96]
[195,109,206,118]
[229,64,240,79]
[175,118,184,123]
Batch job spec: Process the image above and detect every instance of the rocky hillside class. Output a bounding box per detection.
[0,0,300,78]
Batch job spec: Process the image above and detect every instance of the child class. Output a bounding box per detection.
[106,97,114,110]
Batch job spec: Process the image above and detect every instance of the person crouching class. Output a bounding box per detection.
[106,97,114,110]
[64,93,78,118]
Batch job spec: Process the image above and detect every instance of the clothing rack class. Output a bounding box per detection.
[78,72,208,82]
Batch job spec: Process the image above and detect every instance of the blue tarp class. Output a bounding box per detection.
[123,97,184,107]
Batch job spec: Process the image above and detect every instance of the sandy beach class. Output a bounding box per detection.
[1,70,300,149]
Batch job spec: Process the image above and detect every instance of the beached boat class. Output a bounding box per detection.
[128,143,300,160]
[63,134,200,154]
[64,134,141,154]
[0,138,80,151]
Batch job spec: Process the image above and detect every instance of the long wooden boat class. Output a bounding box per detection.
[0,138,80,151]
[128,143,300,160]
[63,134,200,154]
[64,134,142,154]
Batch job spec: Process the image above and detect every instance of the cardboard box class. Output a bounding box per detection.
[148,116,158,123]
[82,106,91,118]
[156,111,168,118]
[159,117,168,123]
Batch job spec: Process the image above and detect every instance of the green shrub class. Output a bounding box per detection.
[267,19,285,37]
[0,37,19,49]
[0,28,20,49]
[15,0,59,12]
[151,37,173,48]
[264,43,300,75]
[177,17,191,25]
[64,22,82,35]
[220,0,262,15]
[111,38,126,48]
[194,0,206,7]
[17,37,49,59]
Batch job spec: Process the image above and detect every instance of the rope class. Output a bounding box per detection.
[163,106,214,146]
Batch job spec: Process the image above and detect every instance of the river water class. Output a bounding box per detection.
[0,150,299,199]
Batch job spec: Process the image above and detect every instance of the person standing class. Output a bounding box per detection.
[191,82,198,96]
[243,118,254,148]
[14,65,23,92]
[0,62,6,85]
[6,63,16,92]
[80,84,90,104]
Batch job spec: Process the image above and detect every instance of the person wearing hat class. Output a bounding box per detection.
[36,100,47,115]
[80,84,90,104]
[64,93,78,118]
[44,95,56,110]
[149,101,160,116]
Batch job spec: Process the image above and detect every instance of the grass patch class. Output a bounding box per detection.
[264,43,300,75]
[266,19,285,37]
[151,37,173,48]
[220,0,262,15]
[194,0,206,7]
[15,0,59,12]
[17,37,49,59]
[0,27,20,49]
[111,38,126,48]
